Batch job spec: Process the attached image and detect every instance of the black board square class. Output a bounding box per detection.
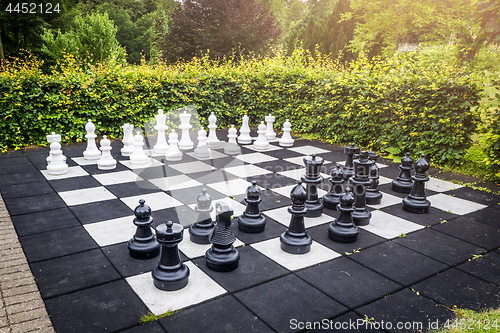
[305,311,385,332]
[235,189,290,211]
[159,295,272,333]
[69,199,133,224]
[0,163,39,175]
[462,206,500,228]
[11,207,80,236]
[393,228,486,266]
[153,206,194,227]
[349,241,448,286]
[380,204,458,226]
[121,321,166,333]
[432,217,500,250]
[297,257,403,309]
[193,246,289,293]
[48,175,101,192]
[0,180,53,199]
[356,288,454,333]
[59,142,86,157]
[262,148,304,159]
[31,249,121,299]
[253,160,300,174]
[456,251,500,286]
[153,154,197,164]
[412,268,500,311]
[209,156,242,169]
[105,180,161,198]
[45,280,148,333]
[443,186,500,207]
[0,154,29,164]
[378,166,402,180]
[231,218,287,245]
[4,193,66,216]
[0,171,46,187]
[19,226,98,262]
[80,162,130,175]
[234,274,347,333]
[169,185,226,205]
[247,173,297,190]
[132,165,182,179]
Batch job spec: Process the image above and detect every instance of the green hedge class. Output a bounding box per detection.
[0,50,482,165]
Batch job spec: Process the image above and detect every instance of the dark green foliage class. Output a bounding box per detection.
[0,50,481,169]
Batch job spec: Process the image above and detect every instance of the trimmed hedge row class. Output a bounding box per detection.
[0,50,482,165]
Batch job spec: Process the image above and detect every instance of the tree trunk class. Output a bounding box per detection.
[0,30,5,62]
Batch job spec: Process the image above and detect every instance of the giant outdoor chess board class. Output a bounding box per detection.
[1,133,499,333]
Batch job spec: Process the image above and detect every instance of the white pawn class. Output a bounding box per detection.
[279,119,294,147]
[238,114,252,144]
[46,132,66,165]
[165,130,183,161]
[194,129,211,159]
[121,123,135,156]
[47,141,68,175]
[207,112,222,149]
[224,125,241,155]
[130,131,150,166]
[178,111,194,150]
[253,121,269,151]
[97,136,117,170]
[83,120,101,160]
[265,114,276,140]
[153,110,169,154]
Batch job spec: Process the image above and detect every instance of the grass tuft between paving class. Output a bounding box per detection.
[139,309,182,324]
[432,307,499,333]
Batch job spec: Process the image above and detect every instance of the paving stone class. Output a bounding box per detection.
[0,263,30,276]
[10,317,53,333]
[8,307,48,325]
[4,292,41,306]
[2,283,38,298]
[6,299,45,316]
[0,276,35,290]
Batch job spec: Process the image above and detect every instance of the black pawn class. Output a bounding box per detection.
[392,152,414,193]
[323,164,345,210]
[152,221,190,291]
[349,151,373,226]
[280,181,312,254]
[238,181,266,233]
[365,151,383,205]
[403,154,431,214]
[328,187,359,243]
[189,188,214,244]
[301,154,324,218]
[128,199,160,260]
[344,143,360,180]
[205,202,240,272]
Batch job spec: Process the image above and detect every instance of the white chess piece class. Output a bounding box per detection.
[207,112,222,149]
[121,123,135,156]
[265,114,276,140]
[165,130,183,161]
[46,132,66,165]
[130,131,150,166]
[178,111,194,150]
[97,135,117,170]
[194,129,211,159]
[153,110,169,154]
[83,120,101,160]
[253,121,269,151]
[224,125,241,155]
[47,140,69,175]
[238,114,252,144]
[279,119,294,147]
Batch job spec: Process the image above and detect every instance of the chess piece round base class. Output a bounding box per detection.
[365,191,383,205]
[237,215,266,233]
[153,144,169,155]
[279,140,293,147]
[97,161,117,170]
[189,224,214,244]
[165,152,182,162]
[304,201,323,218]
[130,156,150,166]
[280,232,312,254]
[47,164,68,175]
[128,238,161,260]
[205,246,240,272]
[391,179,413,193]
[352,210,372,226]
[152,263,190,291]
[402,196,430,214]
[238,138,252,145]
[178,142,194,151]
[328,223,359,243]
[121,149,133,156]
[252,142,269,151]
[83,150,101,160]
[322,195,340,210]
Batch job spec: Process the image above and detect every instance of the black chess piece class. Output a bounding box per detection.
[403,154,431,214]
[280,181,312,254]
[152,221,190,291]
[205,202,240,272]
[301,154,324,218]
[365,151,383,205]
[349,151,373,226]
[323,164,344,210]
[189,188,214,244]
[128,199,160,260]
[328,187,359,243]
[344,143,360,180]
[392,152,414,193]
[238,181,266,233]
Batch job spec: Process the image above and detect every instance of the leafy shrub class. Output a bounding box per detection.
[0,49,481,168]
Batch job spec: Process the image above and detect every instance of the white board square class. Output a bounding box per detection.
[92,170,143,186]
[41,166,89,180]
[72,157,98,166]
[58,186,116,206]
[251,237,341,271]
[287,146,330,155]
[126,262,226,315]
[179,235,244,259]
[169,161,215,174]
[367,192,402,209]
[224,165,273,178]
[270,184,327,200]
[206,179,254,196]
[277,168,330,181]
[244,144,282,152]
[119,159,164,170]
[283,156,331,166]
[359,210,424,239]
[427,193,487,215]
[263,206,334,228]
[121,192,183,211]
[235,152,278,164]
[185,150,228,160]
[148,175,202,191]
[84,215,136,247]
[426,177,463,192]
[187,197,246,220]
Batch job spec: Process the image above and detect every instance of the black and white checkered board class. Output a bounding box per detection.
[2,133,499,333]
